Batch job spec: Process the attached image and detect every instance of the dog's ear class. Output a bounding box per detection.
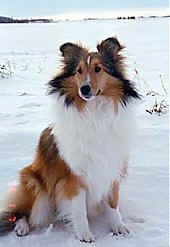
[97,37,124,58]
[60,42,83,57]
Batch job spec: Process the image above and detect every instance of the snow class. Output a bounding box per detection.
[0,18,169,246]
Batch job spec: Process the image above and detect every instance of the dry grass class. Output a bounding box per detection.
[133,65,169,116]
[0,61,13,78]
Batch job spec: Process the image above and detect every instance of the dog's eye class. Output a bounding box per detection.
[95,66,101,73]
[77,67,82,74]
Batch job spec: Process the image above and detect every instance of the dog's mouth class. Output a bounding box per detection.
[78,86,102,101]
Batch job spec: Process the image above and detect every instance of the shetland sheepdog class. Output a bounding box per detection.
[0,37,140,242]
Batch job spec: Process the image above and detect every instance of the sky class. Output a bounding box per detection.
[0,0,169,18]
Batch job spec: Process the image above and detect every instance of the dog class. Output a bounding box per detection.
[0,37,140,242]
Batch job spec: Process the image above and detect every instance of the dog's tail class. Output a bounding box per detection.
[0,211,24,236]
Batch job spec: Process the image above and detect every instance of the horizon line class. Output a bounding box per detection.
[1,7,169,20]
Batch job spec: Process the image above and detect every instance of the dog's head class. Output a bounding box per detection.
[48,37,140,110]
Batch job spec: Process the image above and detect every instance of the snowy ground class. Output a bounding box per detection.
[0,18,169,246]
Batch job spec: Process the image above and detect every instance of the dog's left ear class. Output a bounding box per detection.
[97,37,124,58]
[59,42,85,59]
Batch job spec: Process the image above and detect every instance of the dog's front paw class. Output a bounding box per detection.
[14,217,29,237]
[78,231,95,243]
[111,222,130,236]
[108,208,130,236]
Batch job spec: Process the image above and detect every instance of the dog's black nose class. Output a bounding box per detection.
[80,85,91,96]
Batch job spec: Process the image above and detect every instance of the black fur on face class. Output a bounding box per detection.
[97,37,140,105]
[97,37,124,80]
[48,42,88,97]
[59,42,86,76]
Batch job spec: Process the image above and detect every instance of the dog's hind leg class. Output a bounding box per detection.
[29,191,54,229]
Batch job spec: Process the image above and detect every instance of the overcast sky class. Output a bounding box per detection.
[0,0,168,18]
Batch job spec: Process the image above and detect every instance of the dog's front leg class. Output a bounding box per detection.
[71,189,94,242]
[107,181,129,236]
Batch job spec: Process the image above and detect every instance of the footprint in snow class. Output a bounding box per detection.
[19,103,41,109]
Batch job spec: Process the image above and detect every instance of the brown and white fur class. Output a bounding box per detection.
[0,37,140,242]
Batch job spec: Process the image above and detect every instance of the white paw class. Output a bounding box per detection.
[14,217,29,236]
[111,222,130,236]
[108,208,130,236]
[77,231,95,243]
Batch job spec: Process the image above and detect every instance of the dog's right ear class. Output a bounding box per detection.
[60,42,83,57]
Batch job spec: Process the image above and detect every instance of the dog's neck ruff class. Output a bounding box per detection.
[51,94,136,203]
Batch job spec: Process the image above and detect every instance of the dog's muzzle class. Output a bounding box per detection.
[79,78,102,101]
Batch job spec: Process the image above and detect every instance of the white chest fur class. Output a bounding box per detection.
[51,96,136,203]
